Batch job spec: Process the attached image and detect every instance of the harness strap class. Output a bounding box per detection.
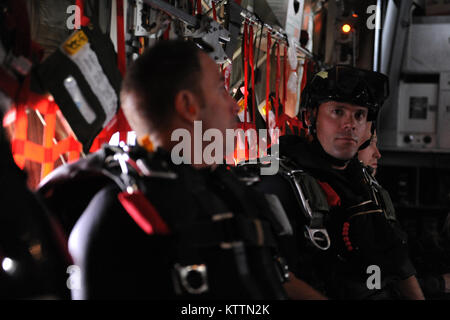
[279,160,331,250]
[178,214,278,249]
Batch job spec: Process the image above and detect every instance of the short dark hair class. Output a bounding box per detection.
[121,40,203,132]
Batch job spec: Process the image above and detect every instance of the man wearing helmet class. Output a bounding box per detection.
[241,65,424,299]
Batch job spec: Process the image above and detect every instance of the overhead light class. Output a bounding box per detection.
[341,23,352,33]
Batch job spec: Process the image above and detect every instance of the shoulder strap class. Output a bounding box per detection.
[278,158,331,250]
[360,166,397,221]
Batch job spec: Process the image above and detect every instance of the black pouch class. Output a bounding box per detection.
[37,24,122,152]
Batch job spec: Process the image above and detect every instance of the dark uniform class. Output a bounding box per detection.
[0,125,71,299]
[40,145,289,299]
[237,66,417,299]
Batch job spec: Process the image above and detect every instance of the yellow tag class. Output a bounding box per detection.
[237,98,246,114]
[138,135,154,152]
[316,71,328,79]
[62,30,89,56]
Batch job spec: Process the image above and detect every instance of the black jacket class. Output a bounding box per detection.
[253,135,416,299]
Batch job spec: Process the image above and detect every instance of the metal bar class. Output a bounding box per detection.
[205,0,227,17]
[143,0,198,26]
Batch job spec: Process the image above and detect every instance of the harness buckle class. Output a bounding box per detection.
[304,226,331,251]
[174,263,209,295]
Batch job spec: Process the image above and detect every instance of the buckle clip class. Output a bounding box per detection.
[174,264,209,295]
[305,226,331,251]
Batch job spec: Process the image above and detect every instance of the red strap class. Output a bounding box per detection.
[212,1,217,21]
[196,0,202,14]
[116,0,126,77]
[275,43,281,123]
[265,31,271,127]
[317,181,341,207]
[283,45,288,110]
[75,0,90,27]
[249,25,256,127]
[243,23,249,124]
[118,191,170,235]
[114,1,130,145]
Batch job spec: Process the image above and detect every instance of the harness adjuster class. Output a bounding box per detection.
[304,226,331,251]
[173,263,209,295]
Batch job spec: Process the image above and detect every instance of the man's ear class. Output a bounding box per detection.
[174,90,201,123]
[304,109,315,127]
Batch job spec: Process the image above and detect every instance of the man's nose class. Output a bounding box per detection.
[342,113,356,130]
[373,146,381,159]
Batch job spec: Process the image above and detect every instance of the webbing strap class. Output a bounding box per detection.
[212,1,217,21]
[196,0,202,14]
[283,45,288,110]
[275,43,280,123]
[75,0,91,26]
[265,31,271,127]
[243,22,249,124]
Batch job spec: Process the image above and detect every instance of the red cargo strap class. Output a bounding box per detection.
[212,1,217,21]
[75,0,91,26]
[274,42,281,123]
[249,25,256,127]
[265,31,271,126]
[283,44,288,109]
[196,0,202,14]
[243,22,249,124]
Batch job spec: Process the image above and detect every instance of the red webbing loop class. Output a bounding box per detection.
[274,42,281,124]
[196,0,202,14]
[249,25,259,157]
[116,0,126,77]
[212,1,217,21]
[249,25,256,127]
[283,44,288,111]
[243,22,249,124]
[75,0,90,27]
[265,31,271,127]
